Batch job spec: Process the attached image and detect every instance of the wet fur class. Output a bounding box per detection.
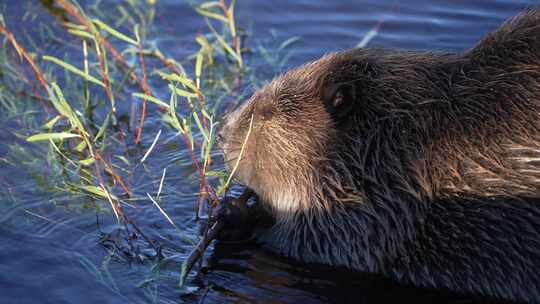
[220,9,540,302]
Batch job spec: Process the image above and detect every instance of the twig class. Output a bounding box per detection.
[96,152,132,197]
[180,217,224,286]
[0,22,49,91]
[151,49,183,75]
[94,39,115,111]
[179,188,253,286]
[135,26,152,144]
[56,0,146,90]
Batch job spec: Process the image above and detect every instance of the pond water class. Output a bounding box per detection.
[0,0,535,303]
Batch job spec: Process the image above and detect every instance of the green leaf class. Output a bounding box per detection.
[185,116,194,150]
[228,0,237,37]
[132,93,170,109]
[169,84,198,99]
[26,132,81,142]
[159,72,197,92]
[43,56,105,87]
[68,29,94,40]
[206,20,241,64]
[278,36,301,51]
[42,115,62,129]
[194,7,228,23]
[47,85,71,119]
[195,35,213,64]
[166,87,185,134]
[202,122,215,167]
[115,155,130,166]
[63,22,87,31]
[94,111,112,142]
[93,19,137,45]
[79,157,95,166]
[75,140,87,152]
[81,185,117,200]
[48,83,87,136]
[195,52,203,86]
[201,108,212,121]
[192,112,209,142]
[205,170,228,178]
[199,1,221,9]
[196,35,212,49]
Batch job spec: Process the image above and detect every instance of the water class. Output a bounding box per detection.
[0,0,534,303]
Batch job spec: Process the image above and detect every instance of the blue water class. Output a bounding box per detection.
[0,0,535,303]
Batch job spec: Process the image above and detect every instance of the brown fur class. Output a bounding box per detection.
[220,9,540,302]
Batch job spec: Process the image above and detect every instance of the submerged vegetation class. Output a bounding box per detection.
[0,0,300,298]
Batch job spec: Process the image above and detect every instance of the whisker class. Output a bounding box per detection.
[224,155,241,163]
[222,138,244,145]
[223,114,254,188]
[224,148,242,154]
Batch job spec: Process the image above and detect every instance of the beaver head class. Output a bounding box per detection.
[219,52,379,213]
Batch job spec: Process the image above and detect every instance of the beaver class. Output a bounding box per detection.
[218,9,540,302]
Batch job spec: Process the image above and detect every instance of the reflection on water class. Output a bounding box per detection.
[0,0,533,303]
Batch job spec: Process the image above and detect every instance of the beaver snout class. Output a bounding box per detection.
[216,130,225,147]
[216,126,235,169]
[217,111,235,148]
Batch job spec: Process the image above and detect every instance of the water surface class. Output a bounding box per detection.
[0,0,534,303]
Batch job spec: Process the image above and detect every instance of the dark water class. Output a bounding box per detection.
[0,0,535,303]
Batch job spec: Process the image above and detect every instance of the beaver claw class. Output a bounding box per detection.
[215,196,254,242]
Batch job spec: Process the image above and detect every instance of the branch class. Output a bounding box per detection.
[0,22,49,91]
[179,188,253,285]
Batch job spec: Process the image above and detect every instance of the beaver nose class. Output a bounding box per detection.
[216,130,225,146]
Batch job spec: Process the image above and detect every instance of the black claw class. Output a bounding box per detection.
[215,196,253,242]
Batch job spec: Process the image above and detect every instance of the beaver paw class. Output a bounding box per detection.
[215,196,254,243]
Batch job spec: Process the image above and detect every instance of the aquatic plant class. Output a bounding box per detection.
[0,0,306,298]
[1,0,248,286]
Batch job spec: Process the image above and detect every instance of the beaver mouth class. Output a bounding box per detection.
[221,150,235,172]
[223,150,242,175]
[217,139,240,177]
[216,132,230,165]
[217,129,245,170]
[219,140,252,187]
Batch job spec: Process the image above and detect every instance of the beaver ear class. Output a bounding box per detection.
[323,81,357,118]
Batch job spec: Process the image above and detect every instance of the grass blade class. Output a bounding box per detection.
[93,19,137,45]
[43,56,105,87]
[195,52,203,88]
[132,93,169,109]
[206,20,240,64]
[81,185,118,200]
[79,157,95,166]
[192,112,209,142]
[27,132,81,142]
[194,8,228,23]
[159,72,197,92]
[169,84,198,99]
[140,129,161,164]
[42,115,62,129]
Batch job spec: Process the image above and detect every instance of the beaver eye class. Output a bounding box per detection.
[259,105,274,121]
